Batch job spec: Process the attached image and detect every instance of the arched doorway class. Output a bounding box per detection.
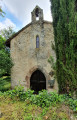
[30,70,46,93]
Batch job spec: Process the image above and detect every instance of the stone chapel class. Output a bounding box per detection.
[6,6,58,93]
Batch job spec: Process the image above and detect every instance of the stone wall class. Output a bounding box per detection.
[10,21,58,92]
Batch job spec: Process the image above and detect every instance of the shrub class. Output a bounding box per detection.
[0,86,77,112]
[0,76,11,92]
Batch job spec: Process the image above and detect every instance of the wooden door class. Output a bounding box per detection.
[30,70,46,93]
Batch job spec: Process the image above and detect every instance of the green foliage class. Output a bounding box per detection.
[0,50,13,76]
[0,27,15,39]
[0,0,5,17]
[0,87,77,119]
[0,35,6,50]
[50,0,77,95]
[0,6,5,17]
[48,56,56,79]
[0,35,13,77]
[0,28,14,92]
[4,86,34,100]
[48,56,56,70]
[0,76,11,92]
[1,87,77,112]
[29,90,64,108]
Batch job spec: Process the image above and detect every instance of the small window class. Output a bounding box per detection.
[36,36,39,48]
[75,0,77,11]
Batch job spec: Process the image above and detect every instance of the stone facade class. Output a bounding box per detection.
[7,6,58,92]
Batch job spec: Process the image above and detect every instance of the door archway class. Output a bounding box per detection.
[30,69,46,93]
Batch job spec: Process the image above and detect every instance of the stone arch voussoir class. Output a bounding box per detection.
[25,65,50,89]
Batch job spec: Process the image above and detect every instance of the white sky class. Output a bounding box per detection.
[0,0,52,31]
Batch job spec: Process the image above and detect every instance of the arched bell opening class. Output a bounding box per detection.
[35,8,39,20]
[30,69,46,93]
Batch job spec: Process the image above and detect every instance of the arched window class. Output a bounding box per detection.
[35,8,39,20]
[35,8,39,17]
[36,36,39,48]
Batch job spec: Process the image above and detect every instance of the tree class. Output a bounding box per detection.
[0,35,5,50]
[50,0,77,95]
[0,27,15,39]
[0,7,5,17]
[0,8,15,77]
[0,35,13,77]
[0,50,13,76]
[0,0,5,17]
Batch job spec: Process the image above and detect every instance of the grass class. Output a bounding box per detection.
[0,97,75,120]
[0,78,77,120]
[0,87,77,120]
[0,76,11,92]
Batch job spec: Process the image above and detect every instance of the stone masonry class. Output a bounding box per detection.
[6,6,58,92]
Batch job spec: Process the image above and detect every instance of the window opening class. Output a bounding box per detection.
[36,36,39,48]
[35,8,39,20]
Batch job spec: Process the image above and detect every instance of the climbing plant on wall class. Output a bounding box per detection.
[50,0,77,95]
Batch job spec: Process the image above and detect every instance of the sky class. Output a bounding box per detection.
[0,0,52,32]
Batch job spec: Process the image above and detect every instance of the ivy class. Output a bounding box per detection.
[50,0,77,96]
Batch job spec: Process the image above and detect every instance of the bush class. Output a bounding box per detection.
[4,86,34,100]
[0,86,77,112]
[0,76,11,92]
[29,90,64,107]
